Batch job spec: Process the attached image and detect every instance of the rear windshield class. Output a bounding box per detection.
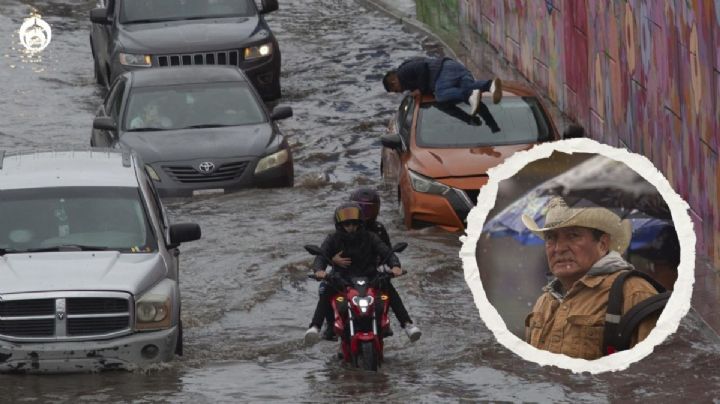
[124,82,266,131]
[120,0,256,23]
[416,97,553,148]
[0,187,157,253]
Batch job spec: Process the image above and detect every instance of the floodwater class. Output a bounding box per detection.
[0,0,719,401]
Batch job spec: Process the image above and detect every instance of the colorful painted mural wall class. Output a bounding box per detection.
[452,0,719,329]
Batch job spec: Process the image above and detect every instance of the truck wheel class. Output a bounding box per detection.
[175,319,183,356]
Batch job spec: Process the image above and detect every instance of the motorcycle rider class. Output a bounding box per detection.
[329,188,420,341]
[305,203,414,345]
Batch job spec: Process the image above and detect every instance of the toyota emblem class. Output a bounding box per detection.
[198,161,216,174]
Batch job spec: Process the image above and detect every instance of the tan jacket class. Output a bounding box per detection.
[525,252,658,360]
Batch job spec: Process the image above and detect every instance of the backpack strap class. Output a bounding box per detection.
[603,270,668,355]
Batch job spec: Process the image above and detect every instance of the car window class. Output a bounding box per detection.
[123,83,266,131]
[398,96,414,145]
[103,79,125,121]
[0,187,158,252]
[120,0,256,23]
[416,96,553,148]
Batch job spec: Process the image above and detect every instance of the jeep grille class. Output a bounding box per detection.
[155,50,240,67]
[0,292,133,341]
[163,161,249,183]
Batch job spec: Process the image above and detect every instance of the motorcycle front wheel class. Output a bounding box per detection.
[358,341,378,371]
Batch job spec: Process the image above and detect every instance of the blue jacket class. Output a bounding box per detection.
[396,57,449,95]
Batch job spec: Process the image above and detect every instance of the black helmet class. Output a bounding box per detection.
[349,187,380,223]
[334,202,364,232]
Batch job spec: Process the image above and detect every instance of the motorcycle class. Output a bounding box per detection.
[305,242,407,371]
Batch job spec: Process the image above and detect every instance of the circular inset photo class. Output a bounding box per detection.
[461,138,695,373]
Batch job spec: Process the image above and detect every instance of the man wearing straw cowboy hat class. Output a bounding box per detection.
[522,197,659,360]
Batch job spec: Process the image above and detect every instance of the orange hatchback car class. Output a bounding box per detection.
[380,82,560,231]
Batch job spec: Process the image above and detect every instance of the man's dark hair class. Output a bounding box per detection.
[563,124,586,139]
[382,70,397,92]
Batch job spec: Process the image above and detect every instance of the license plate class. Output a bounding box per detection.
[192,188,224,196]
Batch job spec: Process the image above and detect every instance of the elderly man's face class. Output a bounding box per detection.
[544,226,609,286]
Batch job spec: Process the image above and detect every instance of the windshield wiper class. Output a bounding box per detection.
[23,245,112,253]
[0,248,22,256]
[126,127,171,132]
[181,124,236,129]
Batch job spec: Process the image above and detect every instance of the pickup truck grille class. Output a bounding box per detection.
[0,292,133,341]
[155,49,240,67]
[163,161,249,183]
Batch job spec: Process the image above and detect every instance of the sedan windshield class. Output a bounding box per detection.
[0,187,157,253]
[416,97,553,148]
[124,83,266,131]
[120,0,255,24]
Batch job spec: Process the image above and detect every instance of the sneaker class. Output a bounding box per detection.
[468,89,481,115]
[321,325,337,341]
[304,326,320,346]
[383,325,394,338]
[490,78,502,104]
[404,324,421,342]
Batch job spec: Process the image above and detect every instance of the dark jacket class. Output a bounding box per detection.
[396,57,449,95]
[366,220,390,246]
[312,230,400,280]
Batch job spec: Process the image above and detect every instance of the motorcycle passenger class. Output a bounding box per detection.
[305,203,403,345]
[335,188,420,341]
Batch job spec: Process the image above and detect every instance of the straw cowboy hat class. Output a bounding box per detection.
[521,197,632,254]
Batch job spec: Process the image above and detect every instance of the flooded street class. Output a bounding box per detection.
[0,0,719,401]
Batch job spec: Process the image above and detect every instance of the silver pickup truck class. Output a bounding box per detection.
[0,150,200,372]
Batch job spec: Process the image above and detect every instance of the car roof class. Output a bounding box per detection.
[0,150,140,190]
[419,80,540,103]
[126,66,249,87]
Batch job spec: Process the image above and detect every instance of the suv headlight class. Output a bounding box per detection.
[408,170,451,195]
[135,280,175,331]
[119,52,152,67]
[244,43,272,60]
[255,149,288,174]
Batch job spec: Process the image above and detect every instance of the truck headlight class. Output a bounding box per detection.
[254,149,288,174]
[244,43,272,60]
[145,165,161,181]
[135,281,174,331]
[119,52,152,67]
[408,170,451,195]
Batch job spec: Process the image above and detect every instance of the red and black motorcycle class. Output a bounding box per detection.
[305,242,407,371]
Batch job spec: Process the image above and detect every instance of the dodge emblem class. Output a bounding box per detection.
[198,161,216,174]
[56,311,65,320]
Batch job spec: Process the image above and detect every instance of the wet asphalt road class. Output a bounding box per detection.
[0,0,720,402]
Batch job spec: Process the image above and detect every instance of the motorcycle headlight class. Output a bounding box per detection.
[254,149,289,174]
[351,296,374,313]
[408,170,451,195]
[119,52,152,67]
[244,43,272,60]
[135,281,174,331]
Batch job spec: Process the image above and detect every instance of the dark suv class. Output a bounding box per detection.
[89,0,281,100]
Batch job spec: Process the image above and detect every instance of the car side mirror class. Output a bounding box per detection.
[93,117,117,131]
[260,0,279,14]
[168,223,201,248]
[380,133,403,151]
[90,8,110,24]
[270,106,293,121]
